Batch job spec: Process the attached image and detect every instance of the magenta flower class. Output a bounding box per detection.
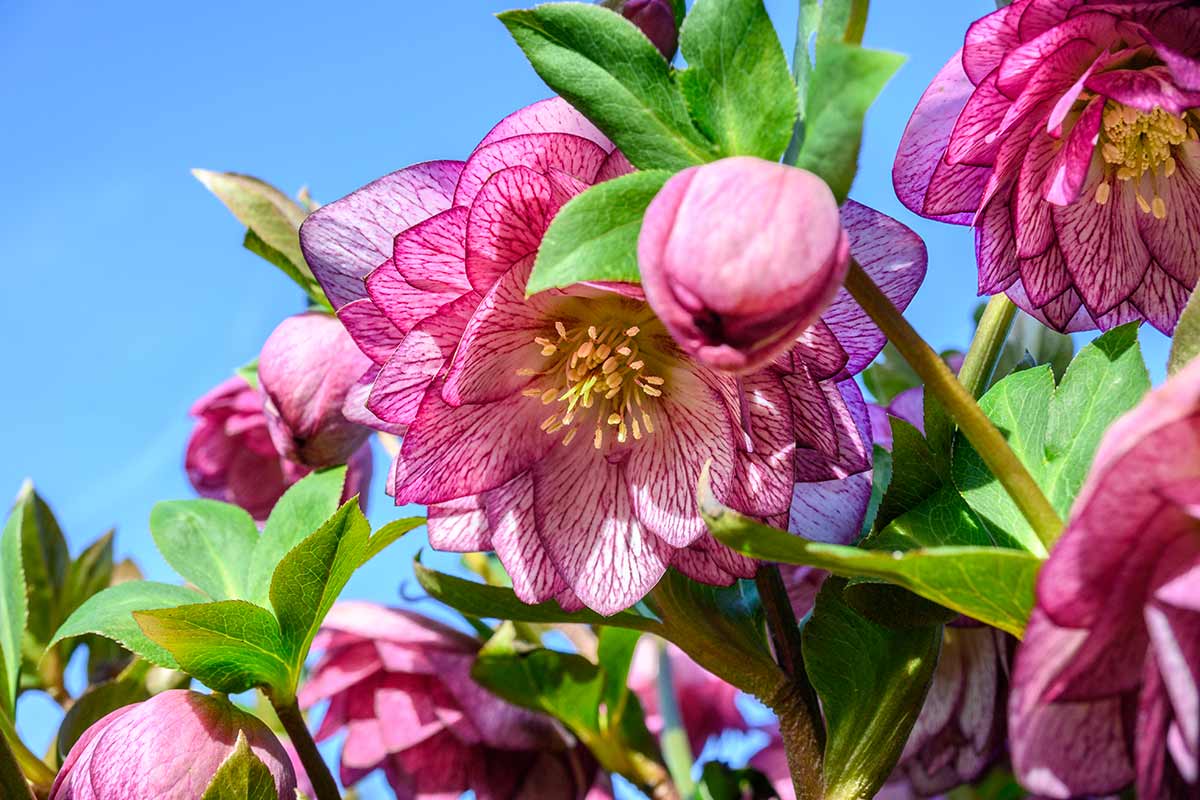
[626,639,747,753]
[1009,358,1200,798]
[259,311,374,469]
[639,157,851,374]
[300,601,603,799]
[185,375,373,521]
[895,0,1200,333]
[300,98,925,614]
[51,690,297,799]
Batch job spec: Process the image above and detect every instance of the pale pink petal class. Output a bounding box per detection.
[783,367,838,457]
[727,371,797,519]
[475,97,613,153]
[454,133,608,209]
[595,150,636,183]
[485,473,567,604]
[301,161,463,309]
[787,319,850,381]
[338,298,405,365]
[427,495,492,552]
[788,470,872,546]
[366,260,459,336]
[392,207,472,293]
[1137,141,1200,291]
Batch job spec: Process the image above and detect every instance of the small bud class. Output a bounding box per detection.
[638,156,851,374]
[601,0,678,60]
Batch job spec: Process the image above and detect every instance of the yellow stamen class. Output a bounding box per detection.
[1097,103,1195,218]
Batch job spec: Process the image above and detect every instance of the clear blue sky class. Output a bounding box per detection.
[0,0,1171,795]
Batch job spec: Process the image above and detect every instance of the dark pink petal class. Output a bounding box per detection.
[322,602,479,650]
[996,12,1117,97]
[627,369,737,548]
[727,371,796,519]
[963,3,1022,85]
[1042,95,1104,206]
[454,133,608,209]
[365,260,458,336]
[475,97,613,153]
[787,319,850,382]
[1086,66,1200,116]
[299,643,383,708]
[820,202,928,375]
[392,207,471,294]
[892,52,978,224]
[792,380,873,484]
[1052,167,1152,317]
[783,367,838,457]
[300,161,463,309]
[393,387,557,505]
[338,298,405,365]
[595,150,636,183]
[1014,129,1061,258]
[1136,648,1174,800]
[1019,243,1074,308]
[427,495,491,552]
[532,446,671,615]
[1014,0,1075,42]
[1137,20,1200,90]
[1131,264,1191,335]
[485,473,567,604]
[1146,584,1200,770]
[922,156,993,221]
[946,72,1011,167]
[1137,142,1200,290]
[343,367,406,436]
[670,536,757,585]
[1046,49,1112,137]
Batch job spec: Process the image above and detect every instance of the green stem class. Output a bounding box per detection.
[755,565,825,799]
[271,697,340,800]
[655,642,696,798]
[0,713,53,792]
[845,0,868,44]
[845,262,1062,548]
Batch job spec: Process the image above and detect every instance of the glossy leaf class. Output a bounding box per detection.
[0,488,29,717]
[677,0,797,161]
[498,4,716,171]
[200,731,278,800]
[134,601,291,695]
[49,581,206,671]
[987,309,1074,386]
[11,483,68,652]
[803,578,941,800]
[1170,287,1200,375]
[525,170,672,295]
[360,516,425,566]
[246,468,346,608]
[60,531,115,628]
[150,500,259,601]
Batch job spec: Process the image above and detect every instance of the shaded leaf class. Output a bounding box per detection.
[862,343,921,405]
[12,484,68,651]
[200,731,279,800]
[1170,287,1200,375]
[597,627,642,728]
[150,500,259,601]
[193,170,309,278]
[0,487,29,717]
[360,516,425,566]
[0,730,33,800]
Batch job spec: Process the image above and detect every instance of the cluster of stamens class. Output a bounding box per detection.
[1094,103,1197,219]
[519,319,665,449]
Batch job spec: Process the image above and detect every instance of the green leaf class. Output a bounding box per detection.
[60,531,115,626]
[0,488,29,717]
[953,324,1150,554]
[676,0,797,161]
[134,601,291,695]
[0,731,33,800]
[803,578,941,800]
[697,761,777,800]
[793,41,904,202]
[525,171,672,295]
[242,230,331,311]
[11,483,68,653]
[498,4,716,171]
[201,731,279,800]
[862,343,921,405]
[1170,288,1200,375]
[597,627,642,728]
[360,517,425,567]
[57,661,151,761]
[193,170,309,277]
[875,419,946,533]
[415,561,661,632]
[989,309,1075,386]
[235,358,260,392]
[49,581,206,670]
[150,500,260,601]
[246,468,347,608]
[701,483,1041,638]
[271,501,370,683]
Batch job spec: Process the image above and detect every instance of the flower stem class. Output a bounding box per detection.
[0,712,54,793]
[755,565,825,799]
[844,262,1062,548]
[271,696,341,800]
[655,641,697,798]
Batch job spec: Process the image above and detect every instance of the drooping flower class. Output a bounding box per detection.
[894,0,1200,333]
[600,0,678,60]
[299,601,604,799]
[626,638,747,754]
[639,157,851,374]
[185,375,373,521]
[300,98,925,614]
[259,311,374,469]
[50,690,297,799]
[1009,357,1200,798]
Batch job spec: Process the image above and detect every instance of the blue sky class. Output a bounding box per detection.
[0,0,1172,795]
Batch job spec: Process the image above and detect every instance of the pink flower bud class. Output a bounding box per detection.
[638,157,851,374]
[50,690,297,799]
[609,0,677,60]
[259,311,373,469]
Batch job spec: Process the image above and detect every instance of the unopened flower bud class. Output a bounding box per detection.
[638,156,851,374]
[601,0,678,59]
[259,311,373,469]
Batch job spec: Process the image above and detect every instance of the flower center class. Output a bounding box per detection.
[520,316,665,450]
[1095,103,1198,218]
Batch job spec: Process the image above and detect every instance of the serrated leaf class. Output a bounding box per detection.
[498,4,716,171]
[134,601,291,695]
[0,488,29,717]
[1170,288,1200,375]
[12,484,68,652]
[677,0,796,161]
[525,170,672,295]
[246,468,347,608]
[803,578,941,800]
[271,501,370,682]
[151,500,260,601]
[201,731,279,800]
[49,581,206,670]
[953,324,1149,555]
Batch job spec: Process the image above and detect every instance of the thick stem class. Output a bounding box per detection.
[845,262,1062,548]
[272,697,341,800]
[756,565,825,799]
[0,713,53,793]
[655,641,696,798]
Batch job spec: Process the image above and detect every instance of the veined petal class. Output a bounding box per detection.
[343,366,406,436]
[1015,129,1062,258]
[1137,142,1200,293]
[1086,66,1200,116]
[427,495,492,553]
[338,298,405,365]
[727,371,796,519]
[1042,95,1104,207]
[393,207,471,293]
[485,473,567,605]
[670,536,757,585]
[1131,264,1191,336]
[922,156,993,221]
[997,12,1117,98]
[475,97,613,153]
[788,470,873,546]
[366,260,460,336]
[792,380,873,484]
[300,161,463,309]
[946,71,1011,167]
[787,319,850,382]
[454,133,608,209]
[783,367,837,458]
[1019,243,1074,308]
[595,150,636,183]
[963,2,1022,85]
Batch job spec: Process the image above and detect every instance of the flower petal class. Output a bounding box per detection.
[788,470,872,546]
[427,494,492,552]
[454,133,608,209]
[1042,95,1104,207]
[476,97,613,153]
[1086,66,1200,116]
[1137,141,1200,293]
[963,3,1022,85]
[392,206,471,294]
[485,473,567,604]
[727,371,797,518]
[946,71,1011,167]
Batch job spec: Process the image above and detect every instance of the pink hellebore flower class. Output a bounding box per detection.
[639,157,851,375]
[50,690,297,800]
[1009,357,1200,798]
[259,311,374,469]
[627,639,747,754]
[895,0,1200,333]
[185,375,373,522]
[300,98,925,615]
[300,602,605,799]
